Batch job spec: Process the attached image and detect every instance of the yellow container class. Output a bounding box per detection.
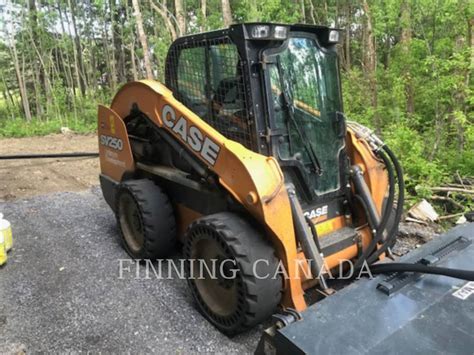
[0,228,6,266]
[0,213,12,252]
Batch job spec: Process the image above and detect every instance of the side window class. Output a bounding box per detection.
[176,47,207,118]
[208,43,252,148]
[172,40,253,149]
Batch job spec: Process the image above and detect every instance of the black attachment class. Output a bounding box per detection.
[377,236,473,295]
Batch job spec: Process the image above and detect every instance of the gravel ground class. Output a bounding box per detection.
[0,187,261,353]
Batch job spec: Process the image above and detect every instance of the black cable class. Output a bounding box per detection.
[0,152,99,160]
[369,263,474,281]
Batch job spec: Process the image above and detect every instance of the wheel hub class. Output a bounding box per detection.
[119,194,145,253]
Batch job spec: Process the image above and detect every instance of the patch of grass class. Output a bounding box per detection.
[0,116,96,138]
[0,92,107,138]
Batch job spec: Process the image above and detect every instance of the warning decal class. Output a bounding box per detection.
[452,281,474,300]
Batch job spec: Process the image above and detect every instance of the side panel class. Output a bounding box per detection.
[98,105,135,182]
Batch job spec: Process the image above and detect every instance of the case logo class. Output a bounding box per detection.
[304,205,329,220]
[162,104,221,166]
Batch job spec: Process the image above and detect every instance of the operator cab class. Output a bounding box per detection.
[165,23,348,213]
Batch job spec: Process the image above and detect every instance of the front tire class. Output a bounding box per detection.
[184,212,282,335]
[116,179,176,259]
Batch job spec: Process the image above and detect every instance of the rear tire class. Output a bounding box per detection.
[116,179,176,259]
[184,212,282,335]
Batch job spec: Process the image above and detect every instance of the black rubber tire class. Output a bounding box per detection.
[116,179,176,259]
[184,212,282,335]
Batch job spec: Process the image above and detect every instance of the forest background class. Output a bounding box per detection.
[0,0,472,210]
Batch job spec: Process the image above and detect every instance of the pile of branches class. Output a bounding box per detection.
[427,175,474,221]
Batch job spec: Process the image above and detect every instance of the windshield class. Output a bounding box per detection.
[269,36,344,195]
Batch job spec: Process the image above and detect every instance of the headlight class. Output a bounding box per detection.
[274,26,288,40]
[251,25,271,39]
[328,30,340,43]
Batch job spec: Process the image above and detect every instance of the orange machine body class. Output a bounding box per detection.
[98,80,389,312]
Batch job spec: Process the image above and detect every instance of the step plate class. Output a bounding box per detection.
[319,227,357,256]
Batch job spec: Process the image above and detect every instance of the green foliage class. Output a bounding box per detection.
[0,91,102,137]
[384,124,445,195]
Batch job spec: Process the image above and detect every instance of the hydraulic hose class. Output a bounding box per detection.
[352,165,381,228]
[352,148,396,270]
[306,215,322,252]
[354,195,378,232]
[0,152,99,160]
[369,263,474,281]
[366,145,405,264]
[347,126,473,283]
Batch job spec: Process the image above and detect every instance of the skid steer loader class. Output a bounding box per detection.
[98,23,474,338]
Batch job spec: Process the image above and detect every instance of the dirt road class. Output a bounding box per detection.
[0,134,99,201]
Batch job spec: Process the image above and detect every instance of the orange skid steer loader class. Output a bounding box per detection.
[98,23,474,341]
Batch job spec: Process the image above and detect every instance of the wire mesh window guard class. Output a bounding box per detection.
[166,37,253,149]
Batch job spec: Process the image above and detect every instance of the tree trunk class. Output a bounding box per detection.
[150,0,178,40]
[130,41,138,81]
[175,0,186,35]
[108,0,118,90]
[322,0,329,24]
[132,0,154,79]
[400,0,414,115]
[221,0,233,27]
[57,0,76,97]
[67,0,86,96]
[308,0,316,25]
[1,70,19,117]
[201,0,207,31]
[125,3,138,80]
[453,34,467,152]
[28,0,47,115]
[344,2,351,70]
[102,13,114,86]
[10,42,32,121]
[300,0,306,23]
[362,0,380,133]
[113,2,126,83]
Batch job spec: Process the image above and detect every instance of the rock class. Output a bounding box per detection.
[392,221,440,256]
[465,211,474,222]
[0,343,27,354]
[60,127,72,135]
[397,221,439,242]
